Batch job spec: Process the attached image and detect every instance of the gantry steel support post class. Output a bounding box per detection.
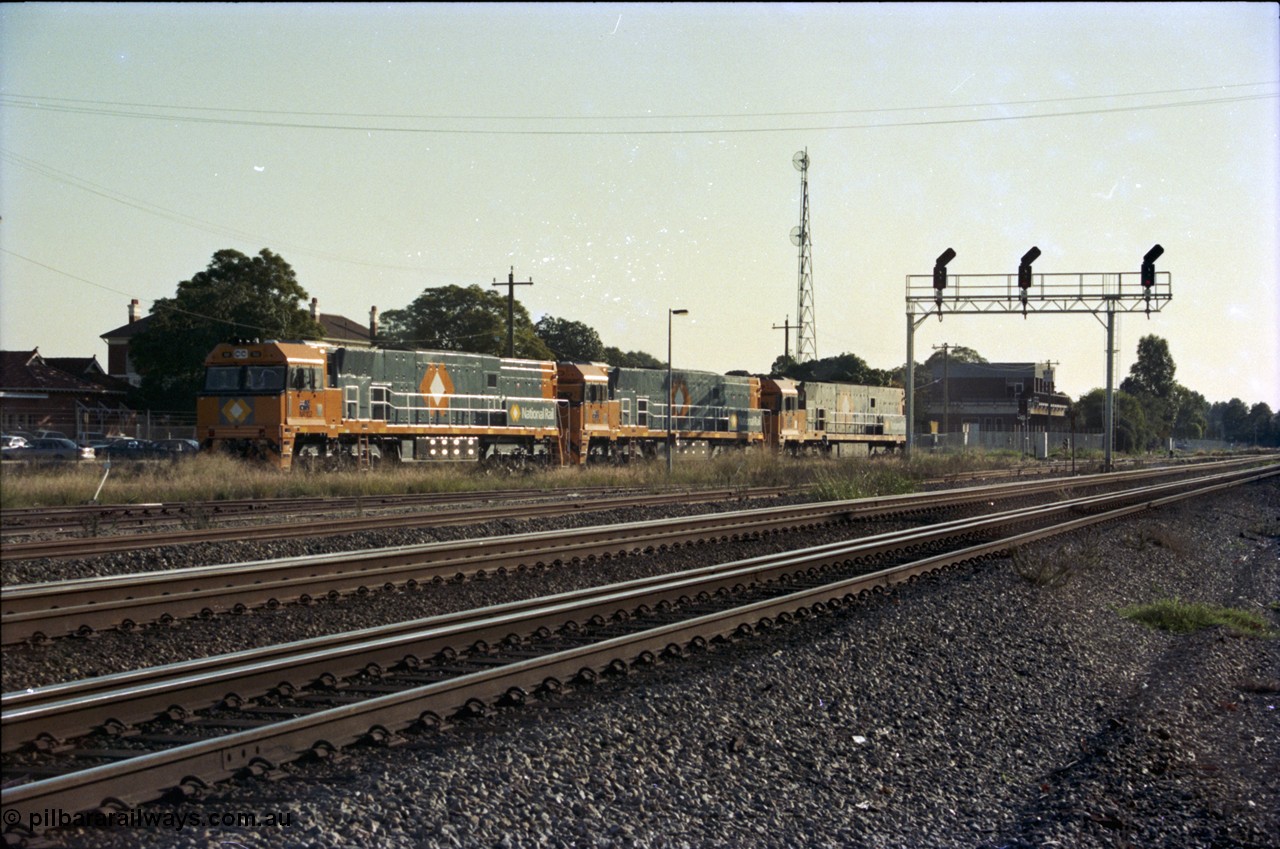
[1105,300,1116,472]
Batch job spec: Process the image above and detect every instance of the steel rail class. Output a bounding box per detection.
[0,485,775,536]
[0,487,787,563]
[1,458,1268,645]
[3,466,1273,835]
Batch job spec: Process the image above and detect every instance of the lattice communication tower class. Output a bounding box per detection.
[791,149,817,363]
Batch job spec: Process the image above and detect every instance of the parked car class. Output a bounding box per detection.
[88,438,163,460]
[3,437,95,462]
[152,438,202,456]
[1,434,29,450]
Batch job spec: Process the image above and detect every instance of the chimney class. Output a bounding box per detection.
[310,297,319,320]
[369,306,379,341]
[129,299,140,323]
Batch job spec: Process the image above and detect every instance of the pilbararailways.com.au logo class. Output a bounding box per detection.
[6,806,293,833]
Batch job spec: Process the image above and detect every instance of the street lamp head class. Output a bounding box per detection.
[670,309,689,316]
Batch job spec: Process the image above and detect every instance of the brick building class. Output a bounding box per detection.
[0,350,132,439]
[920,361,1070,438]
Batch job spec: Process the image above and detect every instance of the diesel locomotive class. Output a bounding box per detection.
[196,340,905,470]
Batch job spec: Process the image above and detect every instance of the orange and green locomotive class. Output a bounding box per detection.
[197,340,906,470]
[197,341,563,470]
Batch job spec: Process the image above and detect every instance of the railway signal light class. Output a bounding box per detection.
[933,248,956,308]
[1018,246,1041,311]
[1141,244,1163,290]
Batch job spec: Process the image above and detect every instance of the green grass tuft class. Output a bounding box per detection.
[1120,598,1274,637]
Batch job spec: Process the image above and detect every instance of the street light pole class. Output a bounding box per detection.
[667,308,688,475]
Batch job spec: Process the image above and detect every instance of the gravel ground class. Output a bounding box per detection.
[11,478,1279,848]
[1,496,913,691]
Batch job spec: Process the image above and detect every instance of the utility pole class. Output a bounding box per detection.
[772,316,795,360]
[491,267,533,358]
[932,343,952,440]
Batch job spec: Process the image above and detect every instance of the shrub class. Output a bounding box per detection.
[1009,533,1101,588]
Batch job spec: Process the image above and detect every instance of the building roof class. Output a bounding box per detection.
[946,362,1042,379]
[100,313,155,342]
[0,350,127,396]
[319,312,371,345]
[102,309,369,346]
[43,356,106,378]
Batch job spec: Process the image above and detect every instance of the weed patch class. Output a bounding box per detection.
[1126,524,1189,555]
[1009,533,1101,588]
[1120,599,1274,637]
[810,465,916,502]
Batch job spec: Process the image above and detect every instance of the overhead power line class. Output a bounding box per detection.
[0,148,440,273]
[2,248,316,335]
[1,89,1274,137]
[3,80,1274,122]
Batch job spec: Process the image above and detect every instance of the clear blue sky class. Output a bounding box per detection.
[2,3,1277,409]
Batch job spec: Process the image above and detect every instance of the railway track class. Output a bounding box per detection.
[3,459,1266,646]
[0,486,789,563]
[0,456,1242,563]
[0,485,734,537]
[2,462,1274,840]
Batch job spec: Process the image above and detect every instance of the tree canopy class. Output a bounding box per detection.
[601,346,664,369]
[770,352,893,385]
[1120,335,1177,398]
[535,315,605,362]
[378,284,552,360]
[130,249,323,411]
[1117,335,1185,445]
[1076,388,1149,453]
[923,345,987,370]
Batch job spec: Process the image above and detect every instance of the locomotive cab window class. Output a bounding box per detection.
[204,366,241,392]
[245,366,285,392]
[204,365,285,393]
[289,366,323,391]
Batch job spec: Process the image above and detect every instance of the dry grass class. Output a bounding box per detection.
[0,450,1039,509]
[1009,532,1102,588]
